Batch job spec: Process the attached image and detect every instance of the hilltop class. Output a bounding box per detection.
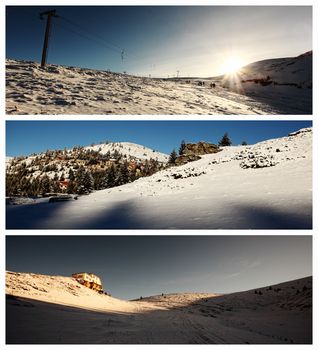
[6,128,312,229]
[6,271,312,344]
[6,141,169,198]
[6,52,312,115]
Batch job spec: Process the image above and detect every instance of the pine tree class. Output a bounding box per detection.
[105,164,116,188]
[218,133,232,146]
[82,170,94,194]
[168,149,178,165]
[40,175,51,195]
[67,180,77,194]
[68,168,75,181]
[179,140,186,155]
[119,163,130,185]
[241,140,248,146]
[75,166,87,194]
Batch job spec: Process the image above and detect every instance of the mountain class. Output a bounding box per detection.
[6,128,312,229]
[225,51,312,87]
[217,52,312,114]
[6,53,311,115]
[6,141,168,197]
[85,141,168,162]
[6,271,312,344]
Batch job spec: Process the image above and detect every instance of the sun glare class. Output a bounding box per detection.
[222,56,245,74]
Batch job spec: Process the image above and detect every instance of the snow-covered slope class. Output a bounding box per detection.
[6,141,168,182]
[6,271,312,344]
[6,128,312,229]
[217,52,312,114]
[238,51,312,87]
[85,141,168,162]
[6,157,13,168]
[6,57,310,115]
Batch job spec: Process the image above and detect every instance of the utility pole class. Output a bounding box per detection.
[40,9,58,67]
[176,70,180,78]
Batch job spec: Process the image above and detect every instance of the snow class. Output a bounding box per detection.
[6,271,312,344]
[5,156,13,168]
[6,128,312,229]
[6,141,169,181]
[85,141,168,162]
[6,54,311,114]
[213,53,312,114]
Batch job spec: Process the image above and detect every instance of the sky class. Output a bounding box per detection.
[6,120,312,157]
[6,236,312,300]
[6,6,312,77]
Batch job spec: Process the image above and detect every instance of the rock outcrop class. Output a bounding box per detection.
[175,141,220,165]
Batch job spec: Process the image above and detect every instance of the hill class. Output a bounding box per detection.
[6,141,168,198]
[6,271,312,344]
[6,53,312,115]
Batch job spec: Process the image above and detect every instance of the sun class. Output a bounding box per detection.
[221,56,245,74]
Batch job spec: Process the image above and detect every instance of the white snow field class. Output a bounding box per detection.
[6,52,312,115]
[6,128,312,229]
[85,141,168,162]
[6,271,312,344]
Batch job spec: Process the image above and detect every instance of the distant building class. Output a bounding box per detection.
[72,272,103,292]
[59,179,70,190]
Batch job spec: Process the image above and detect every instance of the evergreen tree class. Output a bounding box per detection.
[119,163,130,185]
[179,140,186,155]
[104,164,116,188]
[67,180,77,194]
[168,149,178,165]
[68,168,75,181]
[40,175,51,195]
[241,140,248,146]
[75,166,86,194]
[82,170,94,194]
[218,133,232,146]
[52,180,61,194]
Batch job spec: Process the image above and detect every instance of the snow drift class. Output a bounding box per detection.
[6,271,312,344]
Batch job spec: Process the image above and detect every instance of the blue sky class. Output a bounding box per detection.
[6,6,312,77]
[6,120,312,157]
[6,236,312,300]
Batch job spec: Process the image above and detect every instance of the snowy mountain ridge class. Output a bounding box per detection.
[9,141,168,163]
[236,51,312,87]
[85,141,169,162]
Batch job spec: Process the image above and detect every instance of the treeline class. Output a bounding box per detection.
[6,157,163,197]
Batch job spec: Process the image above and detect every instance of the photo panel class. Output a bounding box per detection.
[6,235,312,344]
[5,120,312,230]
[5,5,312,115]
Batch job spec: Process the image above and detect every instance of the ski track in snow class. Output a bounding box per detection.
[6,58,311,115]
[6,271,312,344]
[6,128,312,229]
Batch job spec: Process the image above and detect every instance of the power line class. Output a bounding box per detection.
[59,15,123,52]
[13,9,173,76]
[56,20,123,56]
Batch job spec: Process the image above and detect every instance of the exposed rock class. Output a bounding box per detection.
[175,141,220,165]
[175,154,201,165]
[182,141,220,156]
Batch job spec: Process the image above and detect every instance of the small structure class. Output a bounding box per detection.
[59,179,70,191]
[72,272,103,292]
